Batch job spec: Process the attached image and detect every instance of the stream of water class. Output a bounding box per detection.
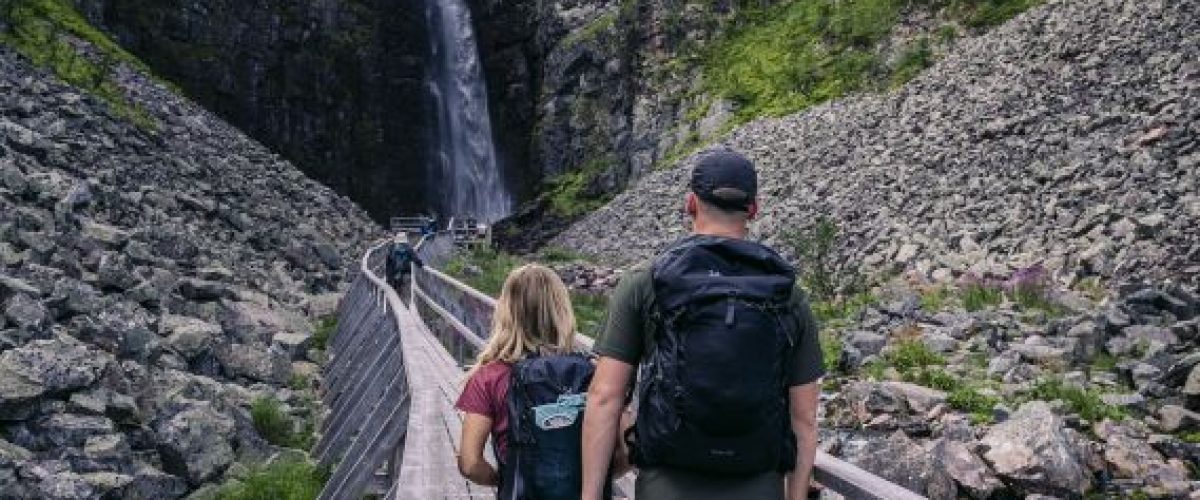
[425,0,510,222]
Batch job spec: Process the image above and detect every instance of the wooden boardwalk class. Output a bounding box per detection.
[313,236,925,500]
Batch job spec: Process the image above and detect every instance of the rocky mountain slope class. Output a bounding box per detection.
[0,38,378,499]
[555,0,1198,290]
[554,0,1200,497]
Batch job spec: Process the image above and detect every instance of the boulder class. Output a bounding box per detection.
[846,330,887,357]
[1122,325,1179,348]
[33,413,115,449]
[4,293,48,331]
[881,381,948,413]
[118,464,188,500]
[927,438,1003,499]
[160,315,222,360]
[844,431,956,499]
[1158,405,1200,433]
[216,343,291,384]
[1094,420,1191,488]
[271,332,312,360]
[0,337,112,417]
[154,402,235,486]
[81,222,129,250]
[980,401,1094,496]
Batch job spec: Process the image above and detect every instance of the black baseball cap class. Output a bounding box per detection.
[689,147,757,212]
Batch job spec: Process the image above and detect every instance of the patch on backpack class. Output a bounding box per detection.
[532,393,587,430]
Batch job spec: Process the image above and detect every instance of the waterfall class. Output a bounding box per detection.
[425,0,510,222]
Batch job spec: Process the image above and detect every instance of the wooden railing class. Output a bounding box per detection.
[314,235,927,499]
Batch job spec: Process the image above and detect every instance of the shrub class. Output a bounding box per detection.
[311,316,336,352]
[959,274,1004,312]
[904,368,960,391]
[890,37,933,87]
[819,331,842,373]
[919,286,953,312]
[211,459,329,500]
[1027,378,1124,422]
[785,217,865,302]
[250,397,293,447]
[884,340,944,371]
[947,386,1000,414]
[572,292,609,339]
[1005,264,1063,315]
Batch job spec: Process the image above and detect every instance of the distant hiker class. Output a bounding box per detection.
[385,234,423,298]
[581,147,824,500]
[455,265,615,499]
[422,216,438,240]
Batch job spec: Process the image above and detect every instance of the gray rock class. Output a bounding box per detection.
[928,438,1003,499]
[0,274,41,297]
[922,332,958,353]
[980,401,1094,496]
[119,464,188,500]
[34,413,115,449]
[216,343,291,384]
[881,381,948,413]
[178,278,234,301]
[0,337,111,416]
[81,222,129,250]
[1158,405,1200,433]
[1183,364,1200,397]
[846,330,887,357]
[160,315,222,360]
[271,332,312,361]
[154,402,235,486]
[844,431,956,499]
[4,293,48,331]
[1122,325,1179,348]
[1094,420,1190,488]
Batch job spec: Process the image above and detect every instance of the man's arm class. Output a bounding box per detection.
[786,381,820,500]
[581,357,633,500]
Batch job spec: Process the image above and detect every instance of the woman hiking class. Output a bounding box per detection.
[455,264,617,499]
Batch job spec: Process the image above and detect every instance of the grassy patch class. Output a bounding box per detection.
[890,37,933,87]
[1180,432,1200,444]
[961,283,1003,311]
[573,292,608,338]
[820,330,842,373]
[210,458,329,500]
[311,316,336,352]
[904,368,959,391]
[250,396,313,450]
[539,246,588,263]
[562,11,618,47]
[444,247,525,297]
[0,0,157,129]
[701,0,1041,124]
[948,386,1000,423]
[544,157,613,218]
[1026,378,1125,422]
[812,291,877,325]
[884,340,945,371]
[919,286,954,312]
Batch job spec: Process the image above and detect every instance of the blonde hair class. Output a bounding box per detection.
[470,264,576,372]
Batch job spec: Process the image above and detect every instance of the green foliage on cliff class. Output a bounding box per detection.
[702,0,1041,123]
[0,0,156,129]
[546,157,613,218]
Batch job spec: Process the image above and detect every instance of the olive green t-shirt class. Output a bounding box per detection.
[595,262,825,500]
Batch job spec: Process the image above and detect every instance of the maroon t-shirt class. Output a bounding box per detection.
[455,361,512,461]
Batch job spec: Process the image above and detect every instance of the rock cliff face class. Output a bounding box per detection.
[0,38,378,498]
[556,0,1200,290]
[71,0,430,223]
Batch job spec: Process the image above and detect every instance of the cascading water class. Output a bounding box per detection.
[425,0,510,222]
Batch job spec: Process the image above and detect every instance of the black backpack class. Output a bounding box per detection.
[627,236,799,475]
[500,352,610,500]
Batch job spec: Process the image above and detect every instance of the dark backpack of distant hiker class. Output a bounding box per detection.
[500,352,610,500]
[627,235,799,475]
[388,243,413,279]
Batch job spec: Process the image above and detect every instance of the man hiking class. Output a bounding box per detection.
[385,234,423,299]
[581,147,824,500]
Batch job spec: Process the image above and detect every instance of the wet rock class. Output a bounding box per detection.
[980,401,1094,496]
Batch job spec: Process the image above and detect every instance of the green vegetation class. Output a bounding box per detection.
[445,247,525,297]
[819,331,842,373]
[947,386,1000,423]
[573,293,609,338]
[1180,432,1200,444]
[919,286,954,312]
[701,0,1040,124]
[539,246,589,263]
[1011,286,1065,317]
[562,11,618,47]
[884,340,944,371]
[890,37,933,88]
[1026,378,1125,422]
[287,373,310,391]
[250,397,313,450]
[545,158,613,218]
[209,459,329,500]
[812,290,877,325]
[311,316,336,352]
[961,283,1004,311]
[0,0,157,129]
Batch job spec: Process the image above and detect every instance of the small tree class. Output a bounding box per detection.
[784,216,857,301]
